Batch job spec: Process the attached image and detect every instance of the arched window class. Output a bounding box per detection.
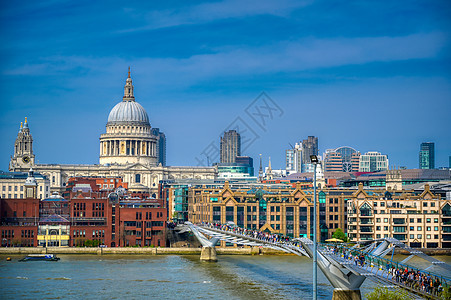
[442,204,451,217]
[360,203,372,216]
[318,191,326,204]
[135,174,141,183]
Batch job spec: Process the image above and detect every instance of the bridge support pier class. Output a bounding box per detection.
[200,246,217,262]
[332,288,361,300]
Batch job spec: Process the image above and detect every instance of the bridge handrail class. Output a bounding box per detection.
[197,222,307,256]
[330,244,451,288]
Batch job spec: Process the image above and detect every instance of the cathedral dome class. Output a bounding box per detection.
[107,101,150,126]
[106,68,150,126]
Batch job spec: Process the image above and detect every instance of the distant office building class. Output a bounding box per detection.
[301,136,318,172]
[235,156,253,169]
[323,147,361,172]
[286,143,302,174]
[220,130,241,163]
[419,142,435,169]
[216,156,254,179]
[151,128,166,166]
[358,151,389,172]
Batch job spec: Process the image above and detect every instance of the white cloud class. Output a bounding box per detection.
[3,32,447,89]
[119,0,312,32]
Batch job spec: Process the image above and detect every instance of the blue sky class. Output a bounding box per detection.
[1,0,450,170]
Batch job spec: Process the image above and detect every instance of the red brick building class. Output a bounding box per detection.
[116,198,166,247]
[69,191,167,247]
[70,192,112,247]
[0,198,39,247]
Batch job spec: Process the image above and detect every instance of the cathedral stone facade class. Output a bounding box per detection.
[9,70,216,195]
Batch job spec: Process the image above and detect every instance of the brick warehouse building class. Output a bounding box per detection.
[0,197,39,246]
[188,181,351,242]
[70,191,167,247]
[0,171,167,247]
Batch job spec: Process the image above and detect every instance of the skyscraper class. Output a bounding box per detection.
[285,143,302,174]
[220,130,241,163]
[419,142,435,169]
[301,136,318,172]
[151,128,166,166]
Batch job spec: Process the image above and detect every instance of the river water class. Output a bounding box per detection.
[0,254,450,299]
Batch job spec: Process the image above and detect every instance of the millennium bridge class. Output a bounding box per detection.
[177,222,451,300]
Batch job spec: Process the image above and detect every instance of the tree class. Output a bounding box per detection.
[365,286,408,300]
[440,285,451,300]
[332,228,348,242]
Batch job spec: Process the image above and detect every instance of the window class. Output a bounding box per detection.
[427,227,431,231]
[426,218,431,223]
[431,202,435,207]
[380,202,385,207]
[276,215,280,221]
[410,234,414,239]
[434,227,438,231]
[335,207,338,212]
[329,207,333,212]
[384,226,388,231]
[417,234,422,239]
[434,235,439,239]
[423,202,428,207]
[434,218,438,223]
[417,218,422,223]
[417,226,422,230]
[376,226,381,230]
[410,227,414,231]
[271,206,274,212]
[426,234,431,239]
[373,202,377,207]
[276,207,280,212]
[384,218,388,223]
[376,218,381,223]
[135,174,141,183]
[410,218,414,223]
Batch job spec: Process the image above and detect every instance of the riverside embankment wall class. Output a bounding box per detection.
[0,247,449,256]
[0,247,288,256]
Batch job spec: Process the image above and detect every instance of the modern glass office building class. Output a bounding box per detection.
[419,142,435,169]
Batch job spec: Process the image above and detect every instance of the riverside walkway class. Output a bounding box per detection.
[180,222,451,300]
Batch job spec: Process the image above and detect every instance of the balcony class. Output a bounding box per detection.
[360,226,373,233]
[359,219,373,225]
[393,218,406,225]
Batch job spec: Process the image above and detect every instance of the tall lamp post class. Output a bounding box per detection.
[310,155,319,300]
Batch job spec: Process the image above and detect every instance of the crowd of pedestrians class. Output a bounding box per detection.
[197,222,449,298]
[202,222,304,251]
[326,245,447,297]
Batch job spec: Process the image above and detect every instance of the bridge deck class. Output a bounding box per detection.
[323,249,442,299]
[185,223,448,299]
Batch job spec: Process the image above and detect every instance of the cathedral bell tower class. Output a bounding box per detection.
[10,117,35,171]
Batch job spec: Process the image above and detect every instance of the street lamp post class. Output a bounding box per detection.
[310,155,319,300]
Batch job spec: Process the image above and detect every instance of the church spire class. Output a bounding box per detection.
[123,67,135,101]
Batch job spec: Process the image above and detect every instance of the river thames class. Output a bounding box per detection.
[1,254,450,299]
